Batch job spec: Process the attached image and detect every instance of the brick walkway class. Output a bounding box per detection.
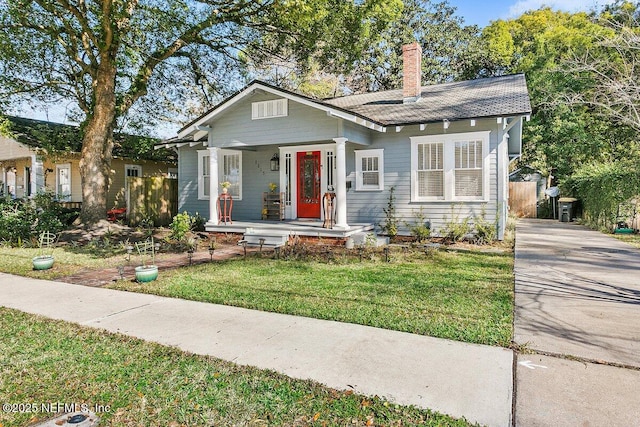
[55,244,260,287]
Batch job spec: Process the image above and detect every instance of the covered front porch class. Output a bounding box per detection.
[201,138,355,230]
[205,219,374,239]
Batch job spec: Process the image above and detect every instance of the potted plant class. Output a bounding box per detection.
[134,237,159,282]
[220,181,231,194]
[268,182,278,193]
[32,231,56,270]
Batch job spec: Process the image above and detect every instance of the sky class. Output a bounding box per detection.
[450,0,619,28]
[12,0,621,137]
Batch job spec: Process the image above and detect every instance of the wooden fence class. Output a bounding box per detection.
[127,177,178,226]
[509,181,537,218]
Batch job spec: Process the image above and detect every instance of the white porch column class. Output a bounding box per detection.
[1,167,6,196]
[333,137,349,229]
[497,129,510,241]
[208,147,220,225]
[30,154,41,198]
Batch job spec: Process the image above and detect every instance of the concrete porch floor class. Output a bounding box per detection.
[205,220,375,238]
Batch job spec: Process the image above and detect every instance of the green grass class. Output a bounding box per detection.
[612,233,640,249]
[0,244,175,280]
[109,250,514,347]
[0,308,475,427]
[0,246,123,279]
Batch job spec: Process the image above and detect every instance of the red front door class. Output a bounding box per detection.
[297,151,321,218]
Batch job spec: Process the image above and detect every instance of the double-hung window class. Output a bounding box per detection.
[197,151,211,200]
[220,149,242,199]
[454,140,483,198]
[416,142,444,198]
[198,149,242,200]
[355,149,384,191]
[411,131,490,201]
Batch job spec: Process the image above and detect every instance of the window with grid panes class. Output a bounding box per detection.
[355,149,384,191]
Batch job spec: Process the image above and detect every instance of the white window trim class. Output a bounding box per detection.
[124,164,142,178]
[410,131,490,202]
[55,163,72,201]
[219,149,242,200]
[197,150,210,200]
[355,149,384,191]
[198,149,243,201]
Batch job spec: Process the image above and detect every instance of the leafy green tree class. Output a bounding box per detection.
[243,0,478,96]
[0,115,11,138]
[346,0,483,92]
[568,2,640,132]
[479,8,618,182]
[0,0,398,225]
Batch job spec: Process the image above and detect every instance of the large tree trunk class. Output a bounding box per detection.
[78,62,117,226]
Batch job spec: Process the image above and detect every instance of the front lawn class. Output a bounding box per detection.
[0,246,123,280]
[109,249,514,347]
[0,308,474,427]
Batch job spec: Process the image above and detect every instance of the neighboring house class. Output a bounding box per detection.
[160,42,532,239]
[0,116,177,210]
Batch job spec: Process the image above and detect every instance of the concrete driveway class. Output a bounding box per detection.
[514,219,640,426]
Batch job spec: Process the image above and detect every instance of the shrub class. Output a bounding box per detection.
[32,192,68,235]
[0,193,70,245]
[379,186,399,237]
[473,205,497,245]
[192,212,206,232]
[404,207,431,242]
[169,212,193,241]
[567,160,640,230]
[441,205,472,243]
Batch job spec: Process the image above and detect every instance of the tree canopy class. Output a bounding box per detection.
[479,6,638,173]
[0,0,400,224]
[241,0,479,96]
[480,2,640,228]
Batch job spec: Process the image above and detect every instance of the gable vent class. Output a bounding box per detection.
[252,99,288,120]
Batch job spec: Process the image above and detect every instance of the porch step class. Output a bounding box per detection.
[206,221,375,238]
[347,232,389,248]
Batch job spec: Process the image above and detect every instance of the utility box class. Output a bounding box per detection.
[558,197,578,222]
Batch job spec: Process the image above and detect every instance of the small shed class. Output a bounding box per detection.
[509,166,547,218]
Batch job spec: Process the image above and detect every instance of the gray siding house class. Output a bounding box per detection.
[160,43,531,239]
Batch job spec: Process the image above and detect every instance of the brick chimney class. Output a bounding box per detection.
[402,42,422,103]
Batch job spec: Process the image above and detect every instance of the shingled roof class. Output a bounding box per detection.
[323,73,531,126]
[7,116,176,163]
[176,73,531,139]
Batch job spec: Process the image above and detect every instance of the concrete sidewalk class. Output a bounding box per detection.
[514,219,640,426]
[0,273,513,427]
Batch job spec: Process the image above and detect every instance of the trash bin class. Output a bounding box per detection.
[558,197,578,222]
